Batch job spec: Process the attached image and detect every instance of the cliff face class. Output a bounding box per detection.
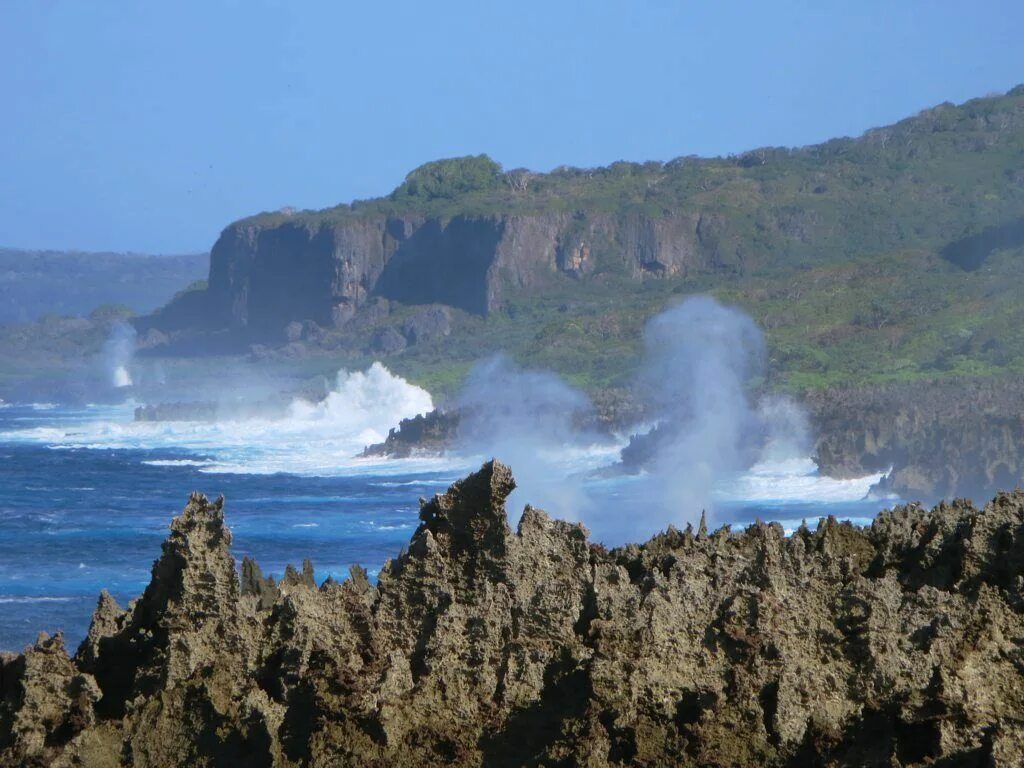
[198,209,729,338]
[808,377,1024,501]
[4,462,1024,766]
[134,87,1024,374]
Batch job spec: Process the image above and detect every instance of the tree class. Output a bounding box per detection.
[392,155,503,200]
[504,168,534,194]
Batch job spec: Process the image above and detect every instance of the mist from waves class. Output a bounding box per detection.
[449,297,884,539]
[614,296,813,531]
[102,322,137,388]
[0,299,892,543]
[452,355,619,521]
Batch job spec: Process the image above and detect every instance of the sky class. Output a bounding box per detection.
[1,1,1022,254]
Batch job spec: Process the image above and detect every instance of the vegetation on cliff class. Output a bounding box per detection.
[241,85,1024,230]
[142,86,1024,397]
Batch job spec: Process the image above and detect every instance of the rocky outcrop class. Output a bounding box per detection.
[163,209,736,341]
[808,377,1024,501]
[363,388,644,460]
[4,462,1024,766]
[361,409,460,458]
[402,306,451,345]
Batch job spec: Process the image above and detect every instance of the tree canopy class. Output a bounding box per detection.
[392,155,503,201]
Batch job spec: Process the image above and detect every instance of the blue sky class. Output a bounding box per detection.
[1,1,1022,253]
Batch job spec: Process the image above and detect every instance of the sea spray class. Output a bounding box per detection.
[453,355,608,520]
[286,363,434,445]
[102,322,137,388]
[633,296,766,516]
[610,296,812,531]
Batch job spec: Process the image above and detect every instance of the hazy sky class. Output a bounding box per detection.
[2,1,1022,254]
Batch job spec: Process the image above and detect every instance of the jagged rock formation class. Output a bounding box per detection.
[3,462,1024,766]
[808,377,1024,501]
[361,409,460,458]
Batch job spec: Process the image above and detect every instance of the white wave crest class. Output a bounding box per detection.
[718,457,885,504]
[113,365,133,388]
[142,459,214,468]
[0,596,77,604]
[0,363,435,476]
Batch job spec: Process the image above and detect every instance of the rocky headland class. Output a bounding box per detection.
[3,461,1024,766]
[134,85,1024,355]
[143,209,735,347]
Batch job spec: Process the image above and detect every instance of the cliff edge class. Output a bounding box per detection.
[3,462,1024,766]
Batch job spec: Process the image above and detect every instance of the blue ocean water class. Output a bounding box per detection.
[0,404,461,651]
[0,385,894,652]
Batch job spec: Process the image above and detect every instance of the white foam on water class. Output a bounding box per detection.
[716,456,886,504]
[0,596,77,604]
[141,459,214,468]
[372,477,464,488]
[0,364,894,526]
[0,363,439,476]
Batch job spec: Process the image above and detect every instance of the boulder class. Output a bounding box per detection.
[370,326,407,355]
[402,306,451,345]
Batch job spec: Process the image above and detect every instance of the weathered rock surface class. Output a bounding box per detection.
[808,377,1024,502]
[4,462,1024,766]
[361,409,460,458]
[402,306,452,345]
[154,209,737,342]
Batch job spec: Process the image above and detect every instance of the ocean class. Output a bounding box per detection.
[0,364,893,652]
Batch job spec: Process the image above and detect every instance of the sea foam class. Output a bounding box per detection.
[0,363,437,476]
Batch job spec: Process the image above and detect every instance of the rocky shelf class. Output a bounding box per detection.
[2,461,1024,766]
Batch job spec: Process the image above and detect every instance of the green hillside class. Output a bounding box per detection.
[5,87,1024,402]
[225,86,1024,396]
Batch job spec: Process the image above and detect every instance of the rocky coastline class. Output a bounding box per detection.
[806,376,1024,502]
[3,461,1024,766]
[360,408,460,458]
[360,375,1024,504]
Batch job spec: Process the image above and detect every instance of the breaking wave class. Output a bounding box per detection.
[0,596,77,604]
[0,363,439,476]
[0,361,888,533]
[718,457,888,504]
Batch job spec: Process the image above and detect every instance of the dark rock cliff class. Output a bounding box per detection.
[173,209,732,340]
[360,409,460,458]
[808,377,1024,502]
[135,87,1024,352]
[4,461,1024,766]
